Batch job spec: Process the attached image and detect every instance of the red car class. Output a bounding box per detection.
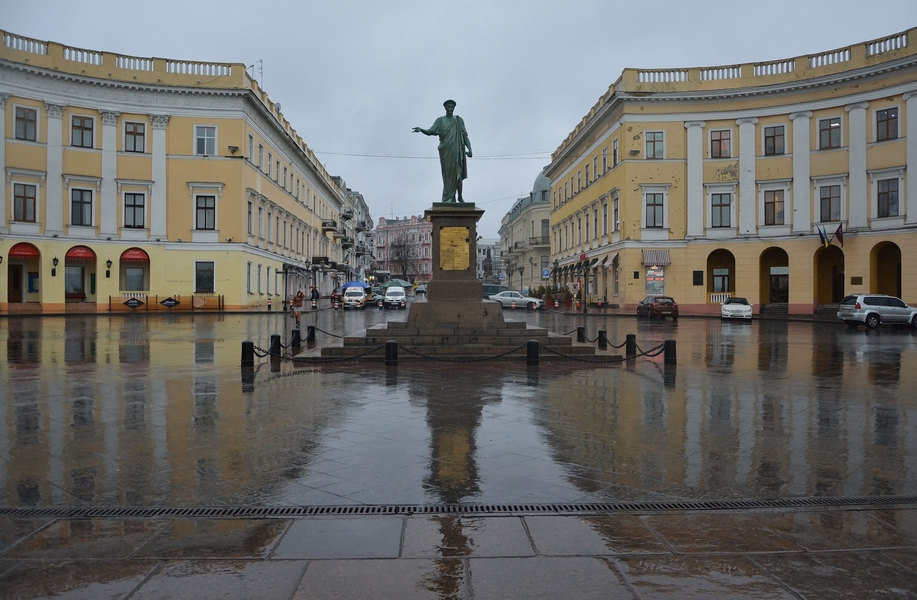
[636,295,679,320]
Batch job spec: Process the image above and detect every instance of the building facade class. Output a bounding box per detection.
[546,28,917,315]
[373,215,432,283]
[498,170,551,293]
[1,30,365,313]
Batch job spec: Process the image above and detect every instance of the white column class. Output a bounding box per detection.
[685,121,705,237]
[45,103,66,234]
[0,94,8,233]
[737,117,758,235]
[150,115,169,238]
[789,111,812,233]
[845,102,868,229]
[100,111,120,237]
[905,92,917,225]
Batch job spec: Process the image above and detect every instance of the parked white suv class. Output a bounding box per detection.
[837,294,917,329]
[383,286,407,309]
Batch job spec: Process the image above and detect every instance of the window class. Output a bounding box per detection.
[248,134,254,161]
[612,195,619,232]
[195,262,215,293]
[818,117,841,149]
[124,193,145,228]
[646,192,664,227]
[196,195,216,230]
[13,183,37,222]
[267,153,273,177]
[711,130,731,158]
[247,201,253,235]
[275,160,280,182]
[125,122,145,152]
[876,108,898,142]
[195,125,216,155]
[15,106,37,141]
[71,116,93,148]
[611,140,618,166]
[593,208,598,239]
[712,193,731,227]
[592,157,598,180]
[585,164,590,186]
[764,125,785,155]
[713,268,730,293]
[71,189,92,226]
[646,132,664,159]
[819,185,841,221]
[258,144,264,169]
[124,267,145,291]
[877,179,899,218]
[764,190,784,225]
[602,202,608,235]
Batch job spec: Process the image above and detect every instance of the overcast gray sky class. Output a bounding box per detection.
[5,0,916,236]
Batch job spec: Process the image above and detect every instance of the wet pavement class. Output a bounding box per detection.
[1,305,916,598]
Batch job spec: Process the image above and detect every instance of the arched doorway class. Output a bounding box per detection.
[119,248,150,292]
[64,245,97,302]
[870,242,901,297]
[815,245,845,304]
[6,242,41,303]
[706,249,736,302]
[759,247,789,305]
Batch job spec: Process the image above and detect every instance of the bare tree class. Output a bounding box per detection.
[389,235,417,281]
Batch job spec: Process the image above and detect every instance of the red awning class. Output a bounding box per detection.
[8,243,40,258]
[120,248,149,264]
[66,246,96,262]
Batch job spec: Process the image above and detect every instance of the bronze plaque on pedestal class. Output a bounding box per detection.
[439,226,470,271]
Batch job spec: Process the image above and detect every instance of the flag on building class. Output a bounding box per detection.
[834,223,844,247]
[817,225,828,248]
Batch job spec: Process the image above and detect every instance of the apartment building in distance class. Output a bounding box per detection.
[1,30,365,313]
[498,170,551,293]
[546,28,917,315]
[373,215,432,284]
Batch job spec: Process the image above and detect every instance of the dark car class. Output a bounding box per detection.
[636,295,679,320]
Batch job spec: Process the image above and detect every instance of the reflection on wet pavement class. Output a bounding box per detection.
[1,312,915,598]
[1,313,915,508]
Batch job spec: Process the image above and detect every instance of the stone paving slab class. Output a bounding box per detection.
[1,509,915,598]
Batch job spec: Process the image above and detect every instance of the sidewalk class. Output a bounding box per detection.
[1,505,915,598]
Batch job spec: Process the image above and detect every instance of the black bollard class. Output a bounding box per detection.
[306,325,316,342]
[241,340,254,367]
[626,333,637,360]
[291,329,301,348]
[269,334,281,356]
[241,367,255,393]
[385,340,398,366]
[577,326,586,343]
[598,330,608,350]
[526,339,540,365]
[664,339,677,365]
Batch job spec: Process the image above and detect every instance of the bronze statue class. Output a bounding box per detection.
[413,99,472,203]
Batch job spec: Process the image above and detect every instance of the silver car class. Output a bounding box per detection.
[837,294,917,329]
[488,291,545,310]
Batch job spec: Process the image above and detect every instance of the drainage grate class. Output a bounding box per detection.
[1,495,915,520]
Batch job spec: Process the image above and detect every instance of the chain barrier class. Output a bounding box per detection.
[582,332,599,343]
[313,326,345,339]
[399,344,527,363]
[541,341,665,363]
[252,344,272,358]
[608,339,628,349]
[286,345,385,363]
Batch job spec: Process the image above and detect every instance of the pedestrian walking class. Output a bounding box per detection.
[291,289,305,325]
[310,285,320,309]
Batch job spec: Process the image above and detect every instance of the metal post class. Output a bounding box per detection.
[385,340,398,366]
[241,340,254,367]
[598,330,607,350]
[306,325,316,342]
[269,334,281,356]
[526,339,540,365]
[626,333,637,360]
[577,326,585,343]
[664,339,677,365]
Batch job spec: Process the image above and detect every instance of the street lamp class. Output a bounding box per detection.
[529,257,535,290]
[552,259,558,291]
[518,266,524,292]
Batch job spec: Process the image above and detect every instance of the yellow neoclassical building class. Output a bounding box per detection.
[0,30,372,314]
[547,28,917,316]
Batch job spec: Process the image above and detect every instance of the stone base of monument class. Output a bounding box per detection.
[318,203,613,363]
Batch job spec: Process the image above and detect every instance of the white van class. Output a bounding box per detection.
[342,287,367,309]
[383,286,407,309]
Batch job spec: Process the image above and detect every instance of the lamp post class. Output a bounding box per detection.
[529,257,535,291]
[553,258,558,292]
[518,266,524,293]
[105,258,112,279]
